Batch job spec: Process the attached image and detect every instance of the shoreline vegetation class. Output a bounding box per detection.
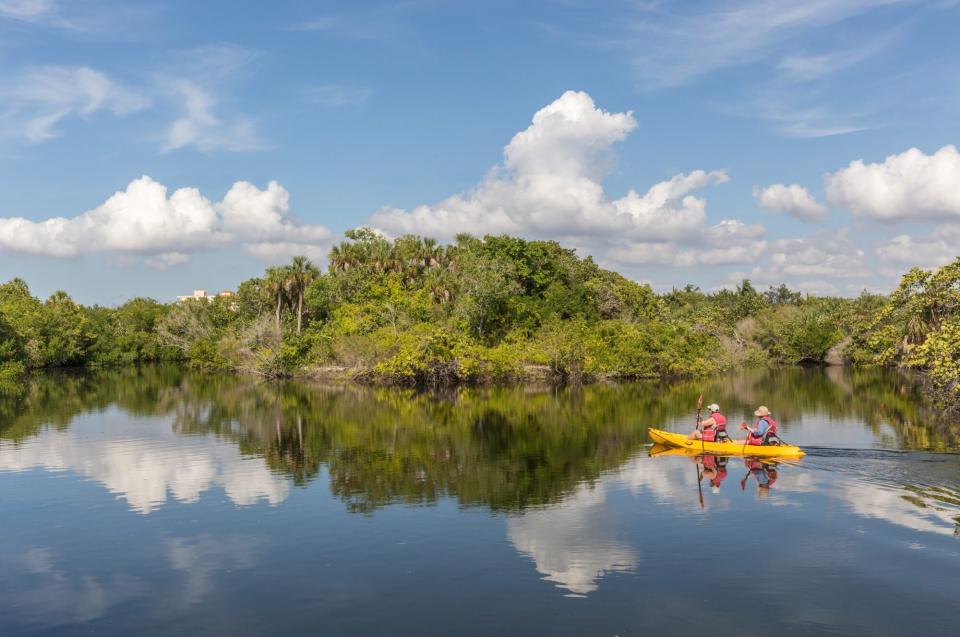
[1,230,958,408]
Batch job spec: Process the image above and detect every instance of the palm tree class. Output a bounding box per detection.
[328,244,343,273]
[265,267,288,333]
[422,237,440,268]
[288,256,319,334]
[369,241,391,274]
[328,242,357,272]
[424,267,454,305]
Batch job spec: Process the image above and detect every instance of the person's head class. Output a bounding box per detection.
[707,403,721,414]
[754,405,771,418]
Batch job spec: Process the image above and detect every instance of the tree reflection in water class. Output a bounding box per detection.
[0,364,956,516]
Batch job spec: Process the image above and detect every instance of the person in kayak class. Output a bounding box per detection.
[689,403,729,441]
[739,406,780,445]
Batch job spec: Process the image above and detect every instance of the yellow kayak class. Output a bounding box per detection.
[647,428,806,457]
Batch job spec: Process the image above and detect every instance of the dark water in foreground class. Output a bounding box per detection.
[1,365,959,636]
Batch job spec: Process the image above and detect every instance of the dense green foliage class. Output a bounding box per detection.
[151,231,719,383]
[195,231,895,384]
[851,259,960,403]
[0,278,177,392]
[0,232,957,401]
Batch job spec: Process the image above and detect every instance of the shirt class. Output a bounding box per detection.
[753,418,770,436]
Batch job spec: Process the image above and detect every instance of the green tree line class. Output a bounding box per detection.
[0,230,958,402]
[0,277,179,389]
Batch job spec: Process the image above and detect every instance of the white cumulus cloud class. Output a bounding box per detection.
[754,183,828,221]
[371,90,746,268]
[825,145,960,221]
[0,176,331,265]
[875,225,960,268]
[606,219,765,268]
[748,231,867,284]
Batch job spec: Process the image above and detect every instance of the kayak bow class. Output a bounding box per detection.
[647,428,805,457]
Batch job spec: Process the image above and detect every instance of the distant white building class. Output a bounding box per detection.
[176,289,234,303]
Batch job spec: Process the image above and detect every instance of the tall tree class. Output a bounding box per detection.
[288,256,320,334]
[265,267,288,333]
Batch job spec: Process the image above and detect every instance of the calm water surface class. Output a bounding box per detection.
[1,366,959,636]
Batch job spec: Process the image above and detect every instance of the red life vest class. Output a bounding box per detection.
[747,416,778,445]
[712,413,728,431]
[699,413,727,442]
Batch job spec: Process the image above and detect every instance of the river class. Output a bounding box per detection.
[1,365,958,635]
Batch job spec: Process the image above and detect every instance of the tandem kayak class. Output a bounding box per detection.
[647,428,806,457]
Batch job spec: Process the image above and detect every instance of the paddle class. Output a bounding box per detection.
[696,394,704,455]
[695,395,705,507]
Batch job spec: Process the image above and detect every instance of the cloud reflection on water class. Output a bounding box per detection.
[0,547,147,629]
[838,481,960,536]
[506,454,713,595]
[507,449,960,596]
[0,410,289,514]
[507,482,638,596]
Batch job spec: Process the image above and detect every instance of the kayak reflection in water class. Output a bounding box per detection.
[740,458,779,497]
[689,403,730,442]
[693,454,730,493]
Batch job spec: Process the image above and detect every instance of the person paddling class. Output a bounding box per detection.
[689,403,728,441]
[740,406,780,445]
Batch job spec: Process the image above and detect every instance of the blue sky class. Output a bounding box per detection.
[1,0,959,304]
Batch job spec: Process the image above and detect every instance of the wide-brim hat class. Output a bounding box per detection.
[754,405,771,417]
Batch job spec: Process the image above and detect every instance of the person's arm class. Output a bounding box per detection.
[700,416,716,428]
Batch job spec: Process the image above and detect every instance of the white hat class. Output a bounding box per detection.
[754,405,771,417]
[707,403,720,412]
